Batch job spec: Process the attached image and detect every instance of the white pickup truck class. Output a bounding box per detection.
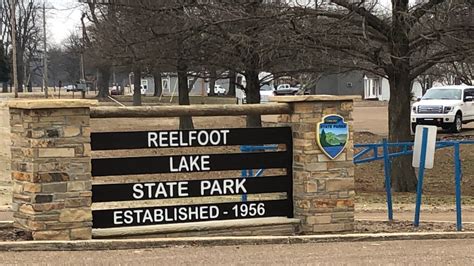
[411,85,474,133]
[274,84,300,95]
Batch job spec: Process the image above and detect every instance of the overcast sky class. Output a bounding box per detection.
[47,0,83,45]
[46,0,397,45]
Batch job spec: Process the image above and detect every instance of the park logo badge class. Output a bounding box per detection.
[317,115,349,160]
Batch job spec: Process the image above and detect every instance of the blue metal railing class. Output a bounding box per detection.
[240,139,474,231]
[354,139,474,231]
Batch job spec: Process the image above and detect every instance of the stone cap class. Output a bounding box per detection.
[8,99,98,109]
[270,95,361,103]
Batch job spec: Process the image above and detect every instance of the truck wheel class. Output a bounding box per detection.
[450,113,462,133]
[411,123,417,133]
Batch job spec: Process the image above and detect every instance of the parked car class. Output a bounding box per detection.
[274,84,300,95]
[65,84,77,92]
[140,85,147,95]
[236,85,275,104]
[207,84,226,95]
[65,83,87,92]
[259,84,275,102]
[411,85,474,133]
[110,85,122,95]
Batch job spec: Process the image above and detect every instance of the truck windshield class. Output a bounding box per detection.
[422,89,462,100]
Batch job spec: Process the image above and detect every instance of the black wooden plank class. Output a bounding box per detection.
[92,151,291,177]
[91,127,292,151]
[92,175,290,202]
[92,199,291,228]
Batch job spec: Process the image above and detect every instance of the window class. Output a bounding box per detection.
[464,89,474,98]
[422,89,462,100]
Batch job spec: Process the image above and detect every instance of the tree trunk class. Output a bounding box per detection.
[387,0,417,192]
[97,65,110,99]
[227,70,236,96]
[133,66,142,106]
[153,69,162,97]
[245,70,261,128]
[17,49,24,93]
[177,61,194,129]
[208,69,217,96]
[2,83,7,93]
[388,73,417,192]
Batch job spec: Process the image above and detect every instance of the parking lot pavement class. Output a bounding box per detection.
[0,239,472,265]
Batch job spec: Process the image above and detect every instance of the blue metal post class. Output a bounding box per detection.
[454,143,463,231]
[414,128,429,227]
[382,139,393,221]
[241,169,248,202]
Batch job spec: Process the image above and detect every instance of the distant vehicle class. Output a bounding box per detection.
[65,85,78,92]
[65,82,87,92]
[236,85,275,104]
[411,85,474,133]
[274,84,300,95]
[140,85,147,95]
[110,85,122,95]
[259,84,275,102]
[207,84,226,95]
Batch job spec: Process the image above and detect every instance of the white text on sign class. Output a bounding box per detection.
[132,179,248,200]
[169,155,211,172]
[148,130,230,148]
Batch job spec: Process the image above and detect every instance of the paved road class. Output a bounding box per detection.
[0,239,472,265]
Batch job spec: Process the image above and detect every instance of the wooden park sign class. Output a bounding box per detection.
[91,127,293,228]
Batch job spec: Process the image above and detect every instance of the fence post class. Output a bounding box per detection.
[272,95,357,233]
[454,143,462,231]
[382,139,393,221]
[9,99,96,240]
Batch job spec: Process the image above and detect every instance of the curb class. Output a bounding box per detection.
[0,221,13,229]
[0,231,473,251]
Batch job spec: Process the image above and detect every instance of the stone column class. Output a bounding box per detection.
[272,95,357,234]
[0,101,11,184]
[9,100,96,240]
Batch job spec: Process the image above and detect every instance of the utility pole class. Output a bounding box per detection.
[10,0,18,98]
[80,13,86,98]
[43,0,48,98]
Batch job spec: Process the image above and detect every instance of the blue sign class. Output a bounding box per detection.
[317,115,349,160]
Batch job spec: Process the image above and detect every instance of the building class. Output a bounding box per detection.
[313,71,427,101]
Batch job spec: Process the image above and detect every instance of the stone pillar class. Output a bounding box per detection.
[9,100,96,240]
[0,101,11,184]
[272,95,357,234]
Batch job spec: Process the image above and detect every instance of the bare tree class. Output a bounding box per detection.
[1,0,41,93]
[291,0,474,191]
[197,0,307,127]
[0,39,9,92]
[80,1,210,128]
